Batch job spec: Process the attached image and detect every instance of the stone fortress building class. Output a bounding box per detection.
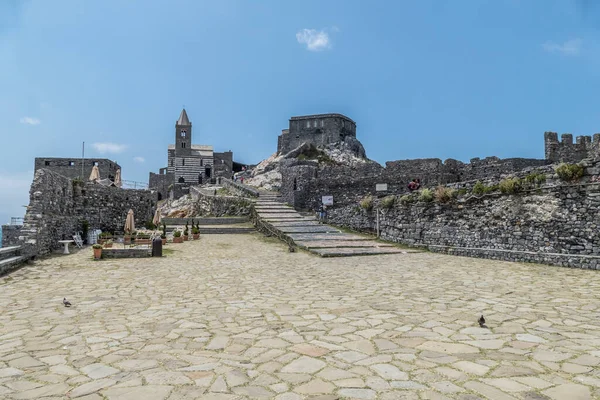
[149,109,234,200]
[34,158,121,181]
[277,113,366,158]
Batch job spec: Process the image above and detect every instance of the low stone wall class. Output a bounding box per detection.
[102,248,151,258]
[327,182,600,269]
[221,179,259,198]
[2,169,156,257]
[190,187,253,217]
[1,225,23,248]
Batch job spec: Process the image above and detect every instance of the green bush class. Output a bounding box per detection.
[434,186,455,203]
[525,172,547,186]
[499,178,522,194]
[92,244,103,249]
[173,231,181,238]
[472,181,486,195]
[456,188,468,196]
[145,220,155,230]
[418,188,433,202]
[555,163,584,182]
[380,195,396,209]
[399,194,415,204]
[359,195,374,211]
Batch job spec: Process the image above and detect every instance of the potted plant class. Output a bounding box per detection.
[136,233,151,245]
[161,223,167,245]
[192,225,200,240]
[92,244,103,260]
[183,227,189,241]
[104,240,113,249]
[173,230,183,243]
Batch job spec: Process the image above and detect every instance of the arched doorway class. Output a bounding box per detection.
[205,167,211,178]
[178,176,185,183]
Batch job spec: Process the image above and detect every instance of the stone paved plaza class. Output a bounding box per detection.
[1,234,600,399]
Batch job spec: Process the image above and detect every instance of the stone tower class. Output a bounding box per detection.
[175,109,192,157]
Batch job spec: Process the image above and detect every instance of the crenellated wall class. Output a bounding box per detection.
[2,169,156,256]
[544,131,600,163]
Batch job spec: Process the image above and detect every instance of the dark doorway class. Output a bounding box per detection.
[205,167,211,178]
[178,176,185,183]
[198,174,203,184]
[158,192,163,201]
[293,178,297,190]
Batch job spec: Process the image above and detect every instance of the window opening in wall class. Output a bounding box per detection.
[69,161,75,166]
[170,159,174,167]
[205,167,211,178]
[93,161,99,166]
[342,120,345,128]
[313,120,317,128]
[200,159,203,166]
[306,120,310,128]
[320,120,324,127]
[293,178,298,191]
[182,158,185,166]
[178,177,185,183]
[45,161,50,166]
[181,142,186,148]
[181,130,186,137]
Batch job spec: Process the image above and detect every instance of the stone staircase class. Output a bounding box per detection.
[253,191,410,257]
[0,246,25,275]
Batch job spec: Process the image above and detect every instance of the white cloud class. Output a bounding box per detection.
[542,39,582,56]
[133,156,145,163]
[20,117,40,125]
[296,28,331,51]
[92,142,127,154]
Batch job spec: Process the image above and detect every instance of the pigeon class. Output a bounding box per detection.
[63,298,72,307]
[478,315,486,328]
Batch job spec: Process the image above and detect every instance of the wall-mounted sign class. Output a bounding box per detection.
[322,195,333,206]
[376,183,388,191]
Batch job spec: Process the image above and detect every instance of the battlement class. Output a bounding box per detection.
[544,131,600,163]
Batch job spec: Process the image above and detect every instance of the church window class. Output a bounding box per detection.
[181,142,186,149]
[182,158,185,166]
[200,159,203,166]
[45,161,50,166]
[178,177,185,183]
[181,130,186,137]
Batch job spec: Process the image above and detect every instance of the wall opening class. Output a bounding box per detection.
[178,176,185,183]
[205,167,211,178]
[293,178,297,191]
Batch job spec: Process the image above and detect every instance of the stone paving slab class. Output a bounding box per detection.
[295,240,395,249]
[261,214,311,219]
[2,235,600,399]
[257,209,298,214]
[263,217,317,222]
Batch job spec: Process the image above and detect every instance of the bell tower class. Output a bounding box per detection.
[175,109,192,156]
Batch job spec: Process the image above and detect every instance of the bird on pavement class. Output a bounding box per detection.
[63,298,72,307]
[478,315,486,328]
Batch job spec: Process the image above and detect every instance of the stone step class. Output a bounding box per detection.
[311,247,408,257]
[296,240,393,249]
[199,227,255,234]
[263,217,317,222]
[278,226,340,234]
[288,233,370,241]
[162,217,249,225]
[269,221,322,227]
[0,255,26,276]
[0,246,21,258]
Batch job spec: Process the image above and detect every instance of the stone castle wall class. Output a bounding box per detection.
[2,169,156,256]
[34,157,120,181]
[544,131,600,163]
[325,164,600,269]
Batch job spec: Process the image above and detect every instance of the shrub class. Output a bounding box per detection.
[192,226,199,235]
[359,195,374,211]
[92,244,103,249]
[145,220,155,230]
[173,231,181,238]
[434,186,455,203]
[399,194,416,204]
[472,181,486,195]
[525,172,546,186]
[418,188,433,202]
[555,163,584,182]
[456,188,468,196]
[380,195,396,209]
[499,178,522,194]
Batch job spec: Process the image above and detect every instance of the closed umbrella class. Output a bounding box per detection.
[114,169,122,187]
[152,209,161,227]
[124,209,135,234]
[89,165,100,182]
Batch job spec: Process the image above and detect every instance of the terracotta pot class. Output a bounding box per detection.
[173,237,183,243]
[193,234,200,240]
[98,239,106,245]
[124,236,131,245]
[161,238,167,245]
[183,235,189,241]
[93,248,102,260]
[136,239,151,245]
[104,243,113,248]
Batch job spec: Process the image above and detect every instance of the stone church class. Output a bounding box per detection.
[149,109,234,200]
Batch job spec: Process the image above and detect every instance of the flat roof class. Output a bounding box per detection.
[290,113,355,123]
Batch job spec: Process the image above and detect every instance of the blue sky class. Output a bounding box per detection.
[1,0,599,223]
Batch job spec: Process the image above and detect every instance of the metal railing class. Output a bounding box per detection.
[10,217,24,226]
[121,180,149,190]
